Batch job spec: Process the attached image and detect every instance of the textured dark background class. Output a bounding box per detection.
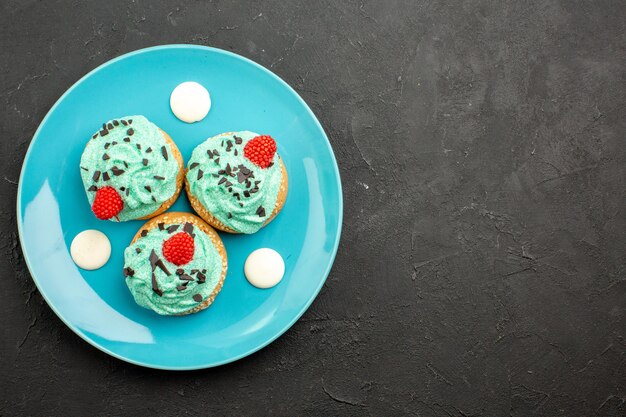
[1,1,625,416]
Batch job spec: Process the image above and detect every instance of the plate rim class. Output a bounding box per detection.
[16,44,343,370]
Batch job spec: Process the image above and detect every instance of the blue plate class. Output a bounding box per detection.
[17,45,342,370]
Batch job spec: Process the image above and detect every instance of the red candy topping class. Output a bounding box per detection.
[243,135,277,168]
[91,186,123,220]
[162,232,195,266]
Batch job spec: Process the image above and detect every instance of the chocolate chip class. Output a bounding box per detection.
[161,146,168,161]
[239,203,244,207]
[234,135,243,144]
[123,137,130,142]
[111,167,125,176]
[250,187,258,194]
[177,285,187,291]
[92,134,98,139]
[123,267,135,277]
[142,158,148,166]
[102,172,110,181]
[234,149,238,156]
[197,170,203,180]
[154,175,165,180]
[102,153,110,160]
[100,129,108,136]
[213,150,220,156]
[180,275,194,281]
[135,247,142,254]
[146,147,152,153]
[107,123,113,130]
[120,186,126,191]
[193,294,202,302]
[113,120,119,126]
[225,181,232,187]
[237,172,246,183]
[207,150,213,159]
[88,185,97,192]
[227,212,232,219]
[233,192,240,200]
[218,177,226,185]
[215,158,220,164]
[167,225,179,233]
[112,141,118,146]
[151,196,156,202]
[136,143,141,150]
[125,188,130,196]
[158,223,165,231]
[190,162,199,170]
[243,190,250,198]
[93,171,100,181]
[183,223,194,235]
[228,187,232,192]
[176,268,184,275]
[128,119,133,124]
[191,269,198,274]
[103,142,110,149]
[202,269,207,274]
[141,230,148,237]
[197,272,206,283]
[121,120,128,126]
[225,163,232,175]
[127,128,134,136]
[123,161,128,168]
[144,185,151,192]
[256,206,266,217]
[268,162,274,167]
[218,169,225,175]
[212,174,219,178]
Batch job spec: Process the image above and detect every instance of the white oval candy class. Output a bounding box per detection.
[170,81,211,123]
[70,230,111,270]
[244,248,285,289]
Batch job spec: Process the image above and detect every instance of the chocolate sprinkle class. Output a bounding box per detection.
[127,128,134,136]
[113,120,119,126]
[207,150,213,159]
[197,170,203,180]
[102,153,110,160]
[88,185,97,192]
[111,167,125,176]
[141,230,148,237]
[107,123,113,130]
[136,247,142,254]
[193,294,202,302]
[92,134,98,139]
[227,212,232,219]
[234,149,238,156]
[102,172,110,181]
[256,206,266,217]
[149,250,163,297]
[154,175,165,180]
[121,120,128,126]
[190,162,199,170]
[158,223,165,231]
[145,185,152,192]
[126,188,130,196]
[93,171,101,181]
[142,158,148,166]
[161,146,168,161]
[234,135,243,144]
[146,147,152,153]
[123,137,130,142]
[151,196,156,202]
[100,129,108,136]
[167,225,179,233]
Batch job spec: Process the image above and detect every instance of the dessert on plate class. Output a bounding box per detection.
[123,212,227,315]
[185,131,288,234]
[79,115,184,221]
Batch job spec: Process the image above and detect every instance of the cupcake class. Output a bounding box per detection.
[123,212,227,315]
[185,131,288,234]
[79,116,184,221]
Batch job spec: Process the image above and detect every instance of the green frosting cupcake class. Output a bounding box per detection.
[79,115,181,222]
[123,216,225,315]
[186,131,285,234]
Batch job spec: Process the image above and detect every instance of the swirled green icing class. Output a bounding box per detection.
[123,222,224,315]
[79,116,180,221]
[186,131,283,234]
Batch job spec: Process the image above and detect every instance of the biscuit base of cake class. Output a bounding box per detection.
[137,130,185,220]
[131,212,227,315]
[185,159,288,233]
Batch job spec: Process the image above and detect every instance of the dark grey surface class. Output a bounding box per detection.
[1,1,625,416]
